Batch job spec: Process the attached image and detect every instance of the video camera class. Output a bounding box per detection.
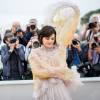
[29,36,40,48]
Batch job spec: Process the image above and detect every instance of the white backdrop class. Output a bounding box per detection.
[0,0,100,28]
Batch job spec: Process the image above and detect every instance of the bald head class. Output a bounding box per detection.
[12,21,21,28]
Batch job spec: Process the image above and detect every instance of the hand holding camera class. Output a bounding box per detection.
[27,36,40,48]
[26,40,32,48]
[15,38,20,49]
[72,39,81,51]
[9,43,15,52]
[76,44,81,51]
[85,22,97,31]
[9,37,19,51]
[88,22,97,29]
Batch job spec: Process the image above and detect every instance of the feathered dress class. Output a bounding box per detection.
[28,45,82,100]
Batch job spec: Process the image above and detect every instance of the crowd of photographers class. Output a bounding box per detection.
[0,19,40,80]
[0,16,100,80]
[67,16,100,77]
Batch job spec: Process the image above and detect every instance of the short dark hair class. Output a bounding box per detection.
[38,26,57,45]
[3,33,13,43]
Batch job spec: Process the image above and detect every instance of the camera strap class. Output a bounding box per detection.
[87,30,92,42]
[97,54,100,63]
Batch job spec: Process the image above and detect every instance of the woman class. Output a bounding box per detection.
[28,26,82,100]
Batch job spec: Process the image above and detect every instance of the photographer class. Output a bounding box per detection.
[1,33,25,80]
[24,19,39,43]
[82,16,100,42]
[25,35,40,60]
[67,39,83,68]
[16,29,27,46]
[24,35,40,79]
[88,42,100,76]
[88,42,100,64]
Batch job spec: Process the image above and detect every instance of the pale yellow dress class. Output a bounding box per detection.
[28,45,82,100]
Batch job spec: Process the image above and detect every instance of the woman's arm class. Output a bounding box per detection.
[28,51,56,79]
[28,49,74,79]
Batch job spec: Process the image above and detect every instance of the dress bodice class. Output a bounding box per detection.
[29,45,67,69]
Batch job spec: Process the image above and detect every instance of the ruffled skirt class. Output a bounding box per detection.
[33,72,82,100]
[33,78,75,100]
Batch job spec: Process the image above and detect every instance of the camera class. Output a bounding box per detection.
[33,41,40,48]
[91,42,98,49]
[72,39,79,45]
[30,36,40,48]
[10,37,17,43]
[30,25,36,30]
[88,22,97,29]
[77,62,94,77]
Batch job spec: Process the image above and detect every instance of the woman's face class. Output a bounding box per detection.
[42,34,55,49]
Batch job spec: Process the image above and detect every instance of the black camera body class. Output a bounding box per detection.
[30,25,36,30]
[91,42,99,49]
[77,62,94,77]
[88,22,96,29]
[10,37,17,43]
[72,39,79,45]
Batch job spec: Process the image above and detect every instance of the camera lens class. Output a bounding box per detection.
[30,25,35,30]
[91,42,98,49]
[10,37,17,43]
[33,41,40,48]
[72,40,78,45]
[88,23,96,29]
